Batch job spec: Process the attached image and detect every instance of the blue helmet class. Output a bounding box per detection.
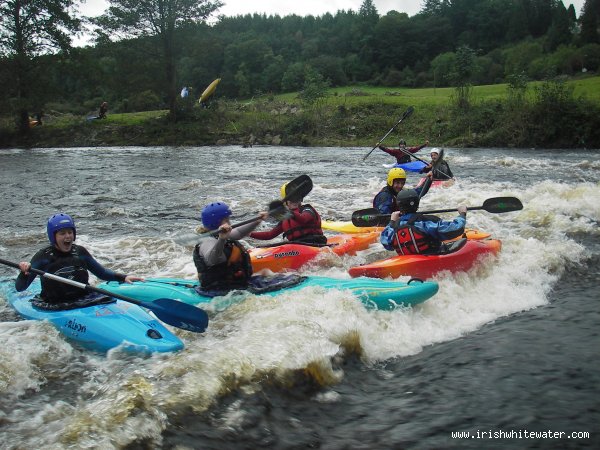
[47,213,76,246]
[201,202,232,230]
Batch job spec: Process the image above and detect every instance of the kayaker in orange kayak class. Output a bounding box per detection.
[420,148,454,181]
[380,190,467,255]
[250,180,327,245]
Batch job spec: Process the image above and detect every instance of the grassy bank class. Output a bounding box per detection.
[1,76,599,149]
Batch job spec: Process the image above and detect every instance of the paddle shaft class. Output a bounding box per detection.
[363,106,414,161]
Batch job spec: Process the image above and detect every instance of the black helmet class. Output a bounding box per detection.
[399,139,406,146]
[396,189,420,213]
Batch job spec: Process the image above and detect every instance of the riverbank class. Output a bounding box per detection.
[2,80,600,149]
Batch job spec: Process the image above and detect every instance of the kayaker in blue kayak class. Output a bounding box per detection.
[16,213,143,306]
[193,202,267,291]
[250,181,326,245]
[373,168,432,215]
[380,190,467,255]
[420,149,454,180]
[379,139,429,164]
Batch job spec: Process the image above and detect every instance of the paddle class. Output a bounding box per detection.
[0,257,209,333]
[195,174,314,240]
[351,197,524,227]
[363,106,414,161]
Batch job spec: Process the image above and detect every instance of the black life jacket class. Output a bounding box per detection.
[281,204,324,242]
[39,245,90,303]
[391,214,443,255]
[194,239,253,290]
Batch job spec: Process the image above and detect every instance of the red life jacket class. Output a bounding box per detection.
[391,214,441,255]
[281,204,324,241]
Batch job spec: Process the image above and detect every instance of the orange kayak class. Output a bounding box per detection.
[250,232,379,273]
[348,238,502,279]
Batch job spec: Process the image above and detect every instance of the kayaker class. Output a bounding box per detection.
[373,167,432,214]
[379,139,429,164]
[15,213,143,306]
[380,190,467,255]
[250,181,327,245]
[420,148,454,180]
[193,202,267,291]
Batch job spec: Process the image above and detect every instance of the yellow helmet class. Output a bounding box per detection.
[280,182,289,200]
[387,168,406,186]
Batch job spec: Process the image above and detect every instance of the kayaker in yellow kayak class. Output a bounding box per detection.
[380,190,467,255]
[373,167,432,215]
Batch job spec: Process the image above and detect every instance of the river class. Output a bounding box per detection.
[0,146,598,449]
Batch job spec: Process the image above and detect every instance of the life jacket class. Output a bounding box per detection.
[281,204,324,242]
[391,214,443,255]
[39,245,90,303]
[194,239,253,290]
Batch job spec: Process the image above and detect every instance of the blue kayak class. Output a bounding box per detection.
[98,276,439,311]
[0,278,184,353]
[384,161,426,172]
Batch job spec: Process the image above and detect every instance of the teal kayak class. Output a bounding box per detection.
[98,276,439,311]
[0,278,184,353]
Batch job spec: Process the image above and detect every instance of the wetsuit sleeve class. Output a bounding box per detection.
[198,238,227,267]
[78,246,127,282]
[14,248,48,292]
[250,222,284,240]
[445,163,454,178]
[290,207,318,226]
[414,216,466,241]
[408,144,426,154]
[414,184,427,198]
[373,191,395,215]
[231,220,262,240]
[380,224,397,251]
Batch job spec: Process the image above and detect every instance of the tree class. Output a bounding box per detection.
[580,0,600,44]
[94,0,222,121]
[0,0,80,132]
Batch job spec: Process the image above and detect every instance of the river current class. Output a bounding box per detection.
[0,146,598,449]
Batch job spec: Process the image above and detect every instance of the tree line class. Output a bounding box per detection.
[1,0,599,130]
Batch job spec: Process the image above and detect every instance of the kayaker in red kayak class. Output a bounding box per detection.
[250,181,326,245]
[373,168,432,215]
[420,149,454,181]
[378,138,429,164]
[16,213,143,306]
[380,190,467,255]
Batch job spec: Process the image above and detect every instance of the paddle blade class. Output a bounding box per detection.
[351,208,390,227]
[283,174,313,201]
[148,298,209,333]
[402,105,415,120]
[481,197,523,213]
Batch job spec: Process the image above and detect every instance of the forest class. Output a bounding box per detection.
[0,0,599,144]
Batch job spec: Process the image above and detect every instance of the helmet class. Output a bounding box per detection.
[201,202,232,230]
[280,181,302,202]
[396,190,420,213]
[47,213,76,246]
[280,182,289,200]
[430,147,440,155]
[399,139,406,146]
[387,168,407,187]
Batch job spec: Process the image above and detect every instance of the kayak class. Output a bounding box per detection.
[321,221,491,242]
[416,178,455,188]
[0,278,184,353]
[322,221,383,234]
[348,238,502,279]
[249,232,380,273]
[98,276,439,311]
[383,161,426,172]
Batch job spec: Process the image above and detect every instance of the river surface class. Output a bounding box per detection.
[0,146,598,449]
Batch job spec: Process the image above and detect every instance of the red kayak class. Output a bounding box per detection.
[250,232,380,273]
[348,238,502,279]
